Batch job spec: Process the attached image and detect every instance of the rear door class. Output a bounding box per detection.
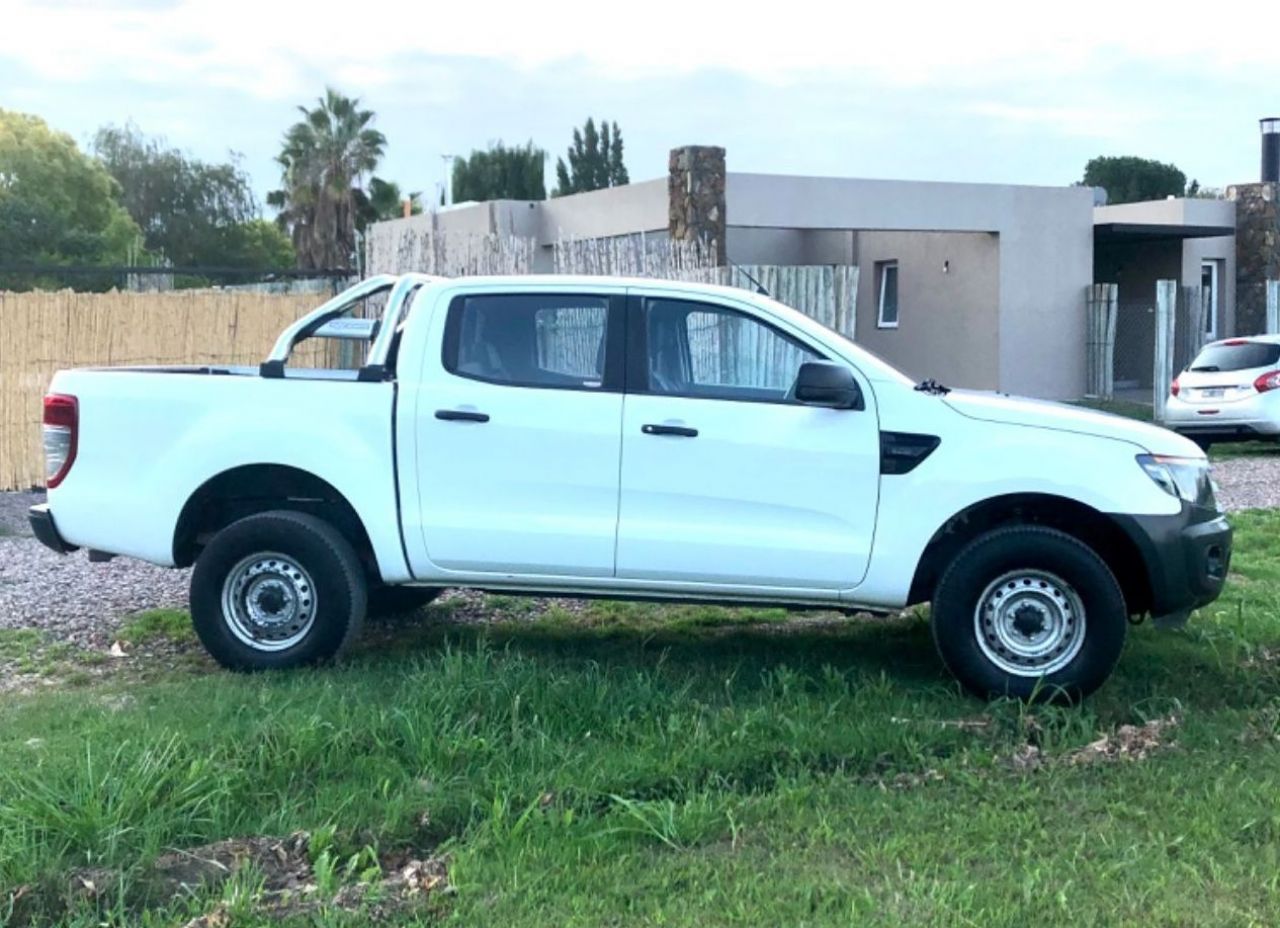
[614,290,880,592]
[412,285,626,577]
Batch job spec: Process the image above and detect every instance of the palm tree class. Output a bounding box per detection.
[268,88,386,270]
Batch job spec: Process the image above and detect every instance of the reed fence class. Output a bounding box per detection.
[0,289,322,490]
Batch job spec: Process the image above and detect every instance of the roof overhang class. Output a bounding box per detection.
[1093,222,1236,244]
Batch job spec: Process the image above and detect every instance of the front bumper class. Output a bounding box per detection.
[1114,502,1231,623]
[28,504,77,554]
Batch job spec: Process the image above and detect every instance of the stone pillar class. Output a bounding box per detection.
[668,146,727,266]
[1229,182,1280,334]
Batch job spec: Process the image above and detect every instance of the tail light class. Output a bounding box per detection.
[1170,376,1180,397]
[43,394,78,488]
[1254,371,1280,394]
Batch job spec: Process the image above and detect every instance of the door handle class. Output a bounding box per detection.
[435,409,489,423]
[641,423,698,437]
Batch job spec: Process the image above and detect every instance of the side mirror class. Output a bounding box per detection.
[794,361,864,410]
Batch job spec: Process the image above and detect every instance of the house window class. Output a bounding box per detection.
[876,261,899,329]
[1201,260,1221,338]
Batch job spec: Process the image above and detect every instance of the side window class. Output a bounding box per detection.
[644,298,821,402]
[445,293,612,389]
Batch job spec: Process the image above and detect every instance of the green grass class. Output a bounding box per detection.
[5,512,1280,925]
[116,608,198,647]
[0,628,78,676]
[1075,398,1155,422]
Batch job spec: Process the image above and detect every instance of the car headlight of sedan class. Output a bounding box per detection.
[1136,454,1217,509]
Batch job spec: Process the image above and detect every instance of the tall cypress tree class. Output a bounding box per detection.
[553,118,629,197]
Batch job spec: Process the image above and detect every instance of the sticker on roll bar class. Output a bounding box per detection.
[313,318,379,340]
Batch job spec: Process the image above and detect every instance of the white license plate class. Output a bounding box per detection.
[1200,388,1225,399]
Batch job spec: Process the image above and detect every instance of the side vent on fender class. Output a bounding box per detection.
[880,431,941,475]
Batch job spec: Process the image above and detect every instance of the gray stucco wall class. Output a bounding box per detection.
[1183,236,1236,336]
[853,231,1001,390]
[726,174,1095,398]
[726,228,856,265]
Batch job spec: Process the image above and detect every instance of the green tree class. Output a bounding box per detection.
[219,218,296,271]
[355,176,422,231]
[268,88,387,270]
[1083,156,1188,205]
[0,108,141,288]
[553,118,628,196]
[92,123,261,269]
[452,141,547,202]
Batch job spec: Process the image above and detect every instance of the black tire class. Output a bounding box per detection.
[931,526,1126,702]
[366,585,443,618]
[190,510,367,671]
[1193,438,1213,452]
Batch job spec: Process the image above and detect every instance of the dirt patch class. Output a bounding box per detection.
[16,832,449,925]
[1008,716,1180,771]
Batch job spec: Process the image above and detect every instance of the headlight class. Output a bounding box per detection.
[1136,454,1216,508]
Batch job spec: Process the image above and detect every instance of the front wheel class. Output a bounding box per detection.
[931,526,1127,702]
[190,510,368,671]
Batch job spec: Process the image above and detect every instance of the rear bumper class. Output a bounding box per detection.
[1170,422,1278,442]
[28,504,77,555]
[1113,502,1231,623]
[1165,398,1280,440]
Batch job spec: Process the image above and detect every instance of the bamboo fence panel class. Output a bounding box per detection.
[0,289,324,490]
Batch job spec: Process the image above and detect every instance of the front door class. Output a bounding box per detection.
[615,292,880,592]
[414,288,625,577]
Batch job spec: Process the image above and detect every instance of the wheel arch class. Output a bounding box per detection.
[907,492,1152,616]
[172,463,379,576]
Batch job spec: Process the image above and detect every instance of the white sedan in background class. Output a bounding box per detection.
[1166,335,1280,449]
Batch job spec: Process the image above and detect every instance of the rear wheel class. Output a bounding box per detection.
[190,510,367,671]
[931,526,1127,702]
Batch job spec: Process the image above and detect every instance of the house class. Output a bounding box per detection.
[368,136,1274,400]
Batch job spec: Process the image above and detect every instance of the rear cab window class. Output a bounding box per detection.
[443,293,624,391]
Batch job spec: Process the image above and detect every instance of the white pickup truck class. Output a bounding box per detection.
[30,274,1231,700]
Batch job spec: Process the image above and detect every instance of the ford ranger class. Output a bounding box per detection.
[29,273,1232,700]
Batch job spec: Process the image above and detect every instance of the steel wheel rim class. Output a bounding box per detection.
[220,552,317,652]
[973,569,1086,677]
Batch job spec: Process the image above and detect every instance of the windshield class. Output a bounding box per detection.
[1188,341,1280,373]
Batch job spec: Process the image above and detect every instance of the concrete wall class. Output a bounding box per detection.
[1183,236,1236,335]
[853,231,1000,390]
[537,178,668,242]
[726,174,1095,398]
[725,227,856,265]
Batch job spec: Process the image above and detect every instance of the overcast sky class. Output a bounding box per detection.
[3,0,1275,207]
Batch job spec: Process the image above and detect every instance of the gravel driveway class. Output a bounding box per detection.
[3,453,1277,648]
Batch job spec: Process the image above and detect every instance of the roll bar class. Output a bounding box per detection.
[259,274,447,379]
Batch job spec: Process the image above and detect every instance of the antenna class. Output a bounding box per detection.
[732,263,769,296]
